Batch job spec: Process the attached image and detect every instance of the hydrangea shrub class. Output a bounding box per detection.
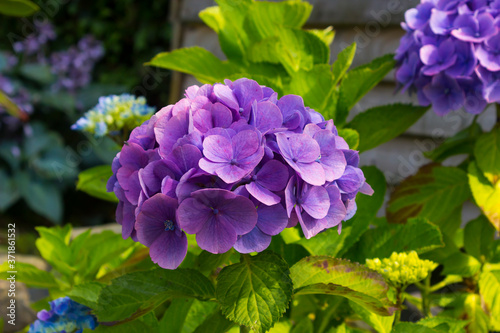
[107,78,372,269]
[395,0,500,115]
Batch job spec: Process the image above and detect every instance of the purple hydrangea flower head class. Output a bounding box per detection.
[29,297,97,333]
[396,0,500,115]
[108,78,372,268]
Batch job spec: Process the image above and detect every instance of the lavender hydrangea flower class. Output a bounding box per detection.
[29,297,97,333]
[107,78,372,269]
[396,0,500,115]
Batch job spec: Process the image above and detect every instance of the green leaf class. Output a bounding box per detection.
[291,318,314,333]
[336,54,395,126]
[147,47,238,84]
[212,0,252,60]
[479,270,500,328]
[0,262,58,289]
[392,322,441,333]
[93,312,159,333]
[76,165,118,202]
[349,217,443,262]
[267,234,310,267]
[193,309,235,333]
[19,63,54,84]
[441,252,481,277]
[96,268,215,322]
[287,64,336,114]
[337,128,359,150]
[35,226,74,276]
[0,90,28,120]
[182,299,217,333]
[307,27,335,47]
[464,215,495,262]
[386,164,470,229]
[68,282,104,309]
[468,161,500,231]
[298,166,385,257]
[332,43,356,86]
[349,300,394,333]
[417,317,468,333]
[216,252,293,333]
[0,0,39,17]
[72,230,135,279]
[159,298,194,333]
[347,104,429,152]
[245,0,312,41]
[21,177,63,223]
[463,294,489,333]
[0,169,19,211]
[425,123,481,162]
[290,256,397,316]
[474,126,500,176]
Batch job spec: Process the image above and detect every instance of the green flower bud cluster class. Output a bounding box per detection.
[366,251,437,287]
[71,94,155,137]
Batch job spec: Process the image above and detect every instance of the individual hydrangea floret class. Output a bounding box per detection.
[366,251,438,288]
[71,94,156,137]
[28,297,97,333]
[107,78,373,269]
[395,0,500,115]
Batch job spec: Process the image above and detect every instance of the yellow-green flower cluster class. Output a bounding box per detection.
[71,94,155,137]
[366,251,437,288]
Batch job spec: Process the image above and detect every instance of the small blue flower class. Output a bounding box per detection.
[29,297,98,333]
[71,94,156,137]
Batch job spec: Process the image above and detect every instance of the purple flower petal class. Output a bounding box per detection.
[300,184,330,220]
[246,182,281,206]
[256,203,288,236]
[234,227,271,254]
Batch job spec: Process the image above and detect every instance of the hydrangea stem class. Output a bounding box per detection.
[393,287,406,326]
[240,325,251,333]
[421,274,431,317]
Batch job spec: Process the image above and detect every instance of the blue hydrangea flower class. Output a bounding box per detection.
[28,297,97,333]
[396,0,500,115]
[71,94,156,137]
[107,78,373,270]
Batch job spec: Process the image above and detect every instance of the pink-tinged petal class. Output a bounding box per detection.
[139,160,175,195]
[198,158,221,175]
[252,101,283,133]
[154,113,189,156]
[177,198,214,234]
[217,195,258,235]
[232,130,260,160]
[295,162,326,186]
[211,102,233,128]
[135,194,178,245]
[420,44,438,65]
[149,230,187,269]
[166,144,202,176]
[301,185,330,219]
[246,182,281,206]
[124,171,142,205]
[299,213,327,239]
[161,176,178,198]
[335,137,349,149]
[285,176,297,217]
[288,133,321,163]
[193,108,213,133]
[116,166,135,191]
[196,218,237,254]
[321,186,346,229]
[256,203,288,236]
[320,149,347,181]
[303,123,322,137]
[119,142,148,169]
[202,135,233,162]
[234,227,271,254]
[233,78,263,108]
[255,160,289,191]
[359,182,374,196]
[120,201,136,240]
[216,164,251,183]
[213,84,239,110]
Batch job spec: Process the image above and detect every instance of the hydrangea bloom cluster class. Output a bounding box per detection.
[107,78,373,269]
[28,297,97,333]
[72,94,156,137]
[50,35,104,92]
[366,251,438,288]
[13,21,56,59]
[395,0,500,115]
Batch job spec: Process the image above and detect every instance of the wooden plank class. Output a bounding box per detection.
[180,0,419,26]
